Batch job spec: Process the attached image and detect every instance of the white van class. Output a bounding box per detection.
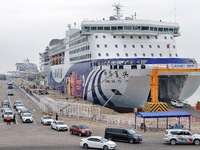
[7,89,14,96]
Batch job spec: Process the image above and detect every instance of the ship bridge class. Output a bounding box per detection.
[81,19,180,37]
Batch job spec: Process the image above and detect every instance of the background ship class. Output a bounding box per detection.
[39,3,200,112]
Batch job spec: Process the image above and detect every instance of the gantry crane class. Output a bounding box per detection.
[145,66,200,112]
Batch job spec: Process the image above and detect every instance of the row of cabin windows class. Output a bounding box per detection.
[70,54,91,62]
[97,44,175,49]
[98,53,178,57]
[83,26,179,34]
[95,35,173,40]
[69,37,88,47]
[69,45,90,54]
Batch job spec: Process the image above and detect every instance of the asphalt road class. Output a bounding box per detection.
[0,80,199,150]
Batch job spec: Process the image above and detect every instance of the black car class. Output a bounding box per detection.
[104,127,142,144]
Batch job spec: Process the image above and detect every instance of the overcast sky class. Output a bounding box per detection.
[0,0,200,104]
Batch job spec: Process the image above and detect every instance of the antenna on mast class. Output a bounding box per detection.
[67,24,71,29]
[112,2,123,20]
[174,0,177,23]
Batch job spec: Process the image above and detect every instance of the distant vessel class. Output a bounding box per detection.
[39,3,200,112]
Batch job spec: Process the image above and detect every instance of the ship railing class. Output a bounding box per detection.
[95,63,200,70]
[97,64,152,70]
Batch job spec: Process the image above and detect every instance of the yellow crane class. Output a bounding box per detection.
[150,67,200,103]
[144,66,200,112]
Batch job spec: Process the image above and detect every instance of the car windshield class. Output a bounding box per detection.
[57,121,64,125]
[3,108,11,111]
[23,114,31,117]
[44,116,52,119]
[16,104,23,106]
[5,112,13,115]
[15,101,22,104]
[101,137,108,142]
[79,125,88,129]
[2,105,9,108]
[126,129,137,134]
[21,110,29,113]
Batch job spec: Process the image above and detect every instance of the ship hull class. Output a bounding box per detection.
[48,61,200,111]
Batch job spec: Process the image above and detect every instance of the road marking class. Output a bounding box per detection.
[32,118,37,124]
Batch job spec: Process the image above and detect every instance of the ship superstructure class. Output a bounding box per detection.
[39,3,200,111]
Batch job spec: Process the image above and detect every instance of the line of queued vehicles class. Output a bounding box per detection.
[40,114,200,150]
[41,114,142,150]
[1,99,33,123]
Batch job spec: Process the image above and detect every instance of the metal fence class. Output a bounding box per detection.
[16,83,200,131]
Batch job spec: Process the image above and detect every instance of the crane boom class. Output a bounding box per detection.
[150,67,200,103]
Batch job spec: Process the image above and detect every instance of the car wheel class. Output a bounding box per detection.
[70,131,73,135]
[129,139,134,144]
[79,133,82,137]
[56,127,59,131]
[51,125,53,129]
[103,145,109,150]
[83,143,88,149]
[170,139,177,145]
[194,139,200,145]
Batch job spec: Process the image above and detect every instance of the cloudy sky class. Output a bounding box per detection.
[0,0,200,104]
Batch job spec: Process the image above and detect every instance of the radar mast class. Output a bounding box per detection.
[112,2,123,20]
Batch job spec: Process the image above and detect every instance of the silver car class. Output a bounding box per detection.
[163,129,200,145]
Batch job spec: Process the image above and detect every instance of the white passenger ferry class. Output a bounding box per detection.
[39,3,200,112]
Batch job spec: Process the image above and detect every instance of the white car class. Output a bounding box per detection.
[7,89,14,96]
[19,108,30,118]
[2,109,14,121]
[17,107,26,114]
[21,113,33,123]
[2,108,12,118]
[163,129,200,145]
[80,136,116,150]
[1,105,10,112]
[51,120,68,131]
[13,100,23,109]
[41,115,53,125]
[15,103,24,111]
[171,100,184,108]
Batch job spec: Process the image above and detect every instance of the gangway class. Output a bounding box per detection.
[144,65,200,112]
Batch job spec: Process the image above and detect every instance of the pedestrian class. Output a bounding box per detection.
[169,124,172,129]
[56,113,58,120]
[6,115,11,125]
[13,113,16,124]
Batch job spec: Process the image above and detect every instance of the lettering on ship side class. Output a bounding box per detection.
[170,64,196,69]
[104,71,129,83]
